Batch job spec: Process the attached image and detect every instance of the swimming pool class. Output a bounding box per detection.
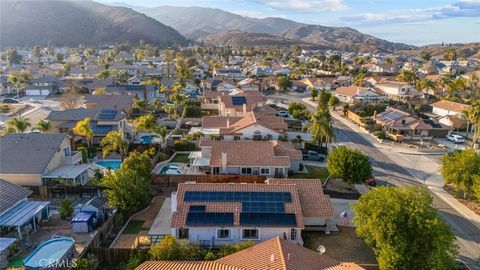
[159,164,182,175]
[94,160,122,170]
[23,237,75,269]
[140,135,159,144]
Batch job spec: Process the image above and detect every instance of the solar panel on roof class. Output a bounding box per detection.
[184,191,292,203]
[231,96,247,105]
[242,202,285,213]
[240,213,296,226]
[186,212,234,226]
[92,126,113,134]
[189,205,206,212]
[98,109,117,120]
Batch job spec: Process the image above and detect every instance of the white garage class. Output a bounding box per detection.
[24,87,52,96]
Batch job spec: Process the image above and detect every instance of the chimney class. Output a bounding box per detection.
[287,254,290,261]
[221,152,227,172]
[226,119,230,128]
[171,191,177,213]
[243,103,247,115]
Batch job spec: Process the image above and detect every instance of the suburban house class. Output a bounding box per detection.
[137,237,364,270]
[334,86,388,104]
[83,94,135,116]
[24,75,63,96]
[250,66,273,77]
[201,91,267,117]
[191,111,288,140]
[0,133,88,188]
[0,179,50,240]
[213,67,245,79]
[166,179,335,247]
[188,140,302,176]
[46,107,128,141]
[67,65,100,79]
[237,78,260,91]
[375,82,425,103]
[431,99,470,117]
[363,63,396,74]
[105,84,158,101]
[375,108,451,140]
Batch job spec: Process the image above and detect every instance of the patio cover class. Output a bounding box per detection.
[0,201,50,227]
[43,164,90,179]
[188,151,210,167]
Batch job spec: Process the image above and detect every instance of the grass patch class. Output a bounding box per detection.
[291,165,329,180]
[8,256,24,268]
[171,153,190,163]
[122,220,147,234]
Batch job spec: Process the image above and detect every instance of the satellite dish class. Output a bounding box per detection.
[317,245,326,254]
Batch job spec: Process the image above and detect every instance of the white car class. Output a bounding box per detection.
[276,110,290,118]
[446,134,465,144]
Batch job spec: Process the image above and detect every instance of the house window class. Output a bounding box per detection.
[178,228,189,239]
[216,229,231,240]
[241,168,252,175]
[64,147,71,157]
[242,229,259,240]
[290,229,297,241]
[260,168,270,175]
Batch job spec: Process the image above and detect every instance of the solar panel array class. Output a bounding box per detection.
[186,212,234,226]
[189,205,206,212]
[231,96,247,105]
[92,126,113,134]
[240,213,296,226]
[242,201,284,213]
[184,191,292,203]
[98,109,117,120]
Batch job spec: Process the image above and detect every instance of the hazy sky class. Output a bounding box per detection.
[102,0,480,45]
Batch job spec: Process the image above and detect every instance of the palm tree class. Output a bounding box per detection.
[6,116,31,133]
[35,120,51,133]
[73,117,93,147]
[100,131,129,160]
[135,114,169,150]
[416,79,437,95]
[464,101,480,149]
[310,107,335,151]
[396,69,418,85]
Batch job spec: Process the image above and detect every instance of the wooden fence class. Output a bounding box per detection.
[153,174,267,187]
[87,247,145,263]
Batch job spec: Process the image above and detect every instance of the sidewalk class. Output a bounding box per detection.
[303,97,480,231]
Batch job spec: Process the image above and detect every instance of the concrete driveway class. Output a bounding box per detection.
[331,198,357,227]
[434,137,469,151]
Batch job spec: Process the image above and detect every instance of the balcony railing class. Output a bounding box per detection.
[64,151,83,164]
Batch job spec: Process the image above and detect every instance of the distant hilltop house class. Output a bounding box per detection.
[375,108,451,141]
[192,111,288,140]
[0,133,88,188]
[158,179,335,247]
[333,86,388,104]
[201,90,267,117]
[188,140,302,176]
[46,107,129,142]
[138,236,364,270]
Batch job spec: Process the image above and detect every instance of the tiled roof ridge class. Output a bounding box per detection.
[276,237,288,270]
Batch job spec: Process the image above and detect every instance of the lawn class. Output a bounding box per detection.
[291,165,329,180]
[122,220,148,234]
[171,153,190,163]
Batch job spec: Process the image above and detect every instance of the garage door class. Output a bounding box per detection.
[25,89,41,95]
[40,89,50,95]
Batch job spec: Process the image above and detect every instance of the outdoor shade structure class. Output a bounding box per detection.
[71,211,96,233]
[0,201,50,239]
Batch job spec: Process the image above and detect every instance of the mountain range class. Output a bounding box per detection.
[0,0,188,49]
[139,6,413,53]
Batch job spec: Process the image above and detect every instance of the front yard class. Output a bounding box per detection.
[291,165,329,180]
[303,226,377,266]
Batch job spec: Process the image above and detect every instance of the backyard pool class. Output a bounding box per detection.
[94,160,122,170]
[159,164,182,175]
[23,237,75,269]
[140,134,159,144]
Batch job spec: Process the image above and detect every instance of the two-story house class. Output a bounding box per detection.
[334,86,388,104]
[201,91,267,117]
[24,75,63,96]
[0,133,88,188]
[188,140,302,176]
[375,82,424,103]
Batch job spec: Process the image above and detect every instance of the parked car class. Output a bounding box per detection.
[302,151,326,162]
[1,98,19,103]
[276,110,290,118]
[446,134,465,144]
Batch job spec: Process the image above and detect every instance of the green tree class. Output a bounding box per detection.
[416,79,436,94]
[396,69,418,85]
[7,48,22,65]
[59,198,73,219]
[328,95,339,108]
[276,76,292,91]
[327,146,372,184]
[149,236,183,260]
[73,117,93,147]
[420,51,432,61]
[309,87,318,101]
[100,131,129,160]
[6,116,31,133]
[353,186,457,270]
[317,90,332,109]
[8,71,31,97]
[287,102,306,115]
[444,49,457,61]
[464,100,480,149]
[35,120,51,133]
[441,149,480,197]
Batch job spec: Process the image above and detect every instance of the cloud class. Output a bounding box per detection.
[262,0,348,12]
[343,0,480,25]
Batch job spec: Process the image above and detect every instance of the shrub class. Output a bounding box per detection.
[59,198,73,219]
[204,251,217,261]
[182,105,203,117]
[373,130,386,139]
[299,163,304,171]
[174,140,196,151]
[77,147,88,162]
[0,104,10,113]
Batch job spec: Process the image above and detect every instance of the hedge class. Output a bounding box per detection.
[174,140,196,151]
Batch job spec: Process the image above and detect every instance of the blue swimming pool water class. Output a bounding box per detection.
[141,135,159,144]
[159,164,182,175]
[23,237,74,269]
[95,160,122,170]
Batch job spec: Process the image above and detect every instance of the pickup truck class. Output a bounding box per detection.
[302,151,326,162]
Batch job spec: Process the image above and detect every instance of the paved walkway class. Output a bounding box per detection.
[303,97,480,231]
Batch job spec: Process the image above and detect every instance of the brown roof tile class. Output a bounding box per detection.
[431,99,470,113]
